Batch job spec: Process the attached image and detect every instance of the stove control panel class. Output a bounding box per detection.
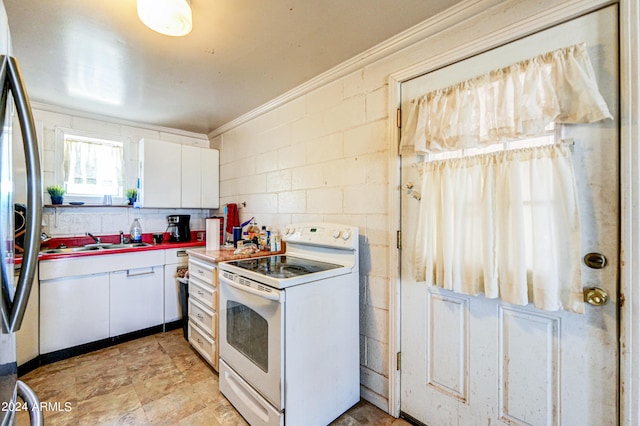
[283,223,358,249]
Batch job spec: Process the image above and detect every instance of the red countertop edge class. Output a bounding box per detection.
[19,231,212,263]
[35,241,207,262]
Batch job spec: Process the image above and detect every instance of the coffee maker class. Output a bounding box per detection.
[167,215,191,242]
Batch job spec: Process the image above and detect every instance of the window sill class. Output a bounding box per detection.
[44,204,135,208]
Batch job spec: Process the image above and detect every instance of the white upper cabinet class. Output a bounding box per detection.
[182,146,220,209]
[181,144,201,207]
[139,138,181,208]
[200,148,220,208]
[139,138,219,208]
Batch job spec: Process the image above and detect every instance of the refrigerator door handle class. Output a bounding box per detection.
[0,55,11,331]
[16,380,43,426]
[5,55,42,332]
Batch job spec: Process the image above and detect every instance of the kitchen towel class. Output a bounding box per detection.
[225,203,239,234]
[206,218,221,250]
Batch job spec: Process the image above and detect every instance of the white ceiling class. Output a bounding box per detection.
[4,0,462,135]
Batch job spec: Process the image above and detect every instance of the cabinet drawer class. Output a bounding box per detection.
[189,276,217,310]
[165,248,191,266]
[188,297,217,338]
[189,320,216,365]
[188,259,215,285]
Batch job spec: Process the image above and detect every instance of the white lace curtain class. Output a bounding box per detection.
[405,44,612,314]
[63,138,124,196]
[400,43,612,154]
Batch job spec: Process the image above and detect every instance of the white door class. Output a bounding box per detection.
[400,6,619,425]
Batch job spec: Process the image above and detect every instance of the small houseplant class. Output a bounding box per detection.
[46,185,65,205]
[126,188,138,205]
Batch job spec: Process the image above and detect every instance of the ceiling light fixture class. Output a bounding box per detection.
[137,0,192,37]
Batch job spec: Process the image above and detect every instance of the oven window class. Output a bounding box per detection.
[226,301,269,372]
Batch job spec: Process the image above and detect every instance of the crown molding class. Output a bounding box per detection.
[207,0,501,138]
[31,101,208,140]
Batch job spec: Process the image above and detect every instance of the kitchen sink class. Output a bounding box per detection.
[40,246,101,254]
[41,242,151,254]
[100,243,151,249]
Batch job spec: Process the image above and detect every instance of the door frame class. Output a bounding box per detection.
[386,0,640,424]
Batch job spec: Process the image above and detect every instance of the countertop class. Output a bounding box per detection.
[19,231,284,263]
[187,246,283,263]
[21,231,208,263]
[35,240,207,262]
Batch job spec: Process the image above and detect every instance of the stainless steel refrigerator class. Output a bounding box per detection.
[0,1,43,424]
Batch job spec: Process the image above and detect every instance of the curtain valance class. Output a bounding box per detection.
[400,43,612,154]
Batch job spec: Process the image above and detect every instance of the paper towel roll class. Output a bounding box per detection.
[206,218,221,250]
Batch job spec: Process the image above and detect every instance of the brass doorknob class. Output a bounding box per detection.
[583,287,609,306]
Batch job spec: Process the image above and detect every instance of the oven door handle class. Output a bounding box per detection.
[220,274,282,302]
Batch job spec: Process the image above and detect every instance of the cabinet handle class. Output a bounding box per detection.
[197,313,203,320]
[197,290,204,296]
[126,267,155,277]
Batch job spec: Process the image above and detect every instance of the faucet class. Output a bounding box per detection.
[86,232,101,244]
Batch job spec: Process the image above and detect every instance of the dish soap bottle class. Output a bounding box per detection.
[130,218,143,243]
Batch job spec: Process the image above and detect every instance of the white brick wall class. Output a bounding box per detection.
[214,65,394,409]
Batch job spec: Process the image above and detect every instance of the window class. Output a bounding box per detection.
[403,44,613,313]
[424,123,558,162]
[61,132,125,199]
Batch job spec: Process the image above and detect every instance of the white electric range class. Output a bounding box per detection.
[218,222,360,426]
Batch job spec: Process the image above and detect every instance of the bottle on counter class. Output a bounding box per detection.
[266,227,271,249]
[130,218,143,243]
[270,229,281,252]
[259,226,268,250]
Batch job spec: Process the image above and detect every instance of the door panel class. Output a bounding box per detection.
[400,6,619,425]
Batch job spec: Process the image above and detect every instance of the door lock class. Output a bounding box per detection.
[583,287,609,306]
[584,252,607,269]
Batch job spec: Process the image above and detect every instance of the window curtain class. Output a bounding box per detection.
[63,139,124,194]
[405,44,612,314]
[415,145,584,313]
[400,43,612,154]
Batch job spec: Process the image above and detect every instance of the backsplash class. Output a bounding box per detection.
[41,206,211,239]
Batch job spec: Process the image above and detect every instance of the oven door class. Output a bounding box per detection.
[219,271,284,410]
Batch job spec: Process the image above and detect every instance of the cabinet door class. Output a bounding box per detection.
[200,148,220,208]
[181,146,219,208]
[109,266,163,336]
[40,273,110,354]
[139,138,181,208]
[181,144,201,208]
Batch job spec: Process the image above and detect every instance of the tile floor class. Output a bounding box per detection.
[15,329,411,426]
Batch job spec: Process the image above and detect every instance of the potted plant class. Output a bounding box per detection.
[46,185,65,205]
[126,188,138,205]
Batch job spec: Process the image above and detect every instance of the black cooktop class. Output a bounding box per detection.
[226,255,342,279]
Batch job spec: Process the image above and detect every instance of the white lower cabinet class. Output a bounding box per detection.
[39,250,165,354]
[109,266,163,336]
[187,256,218,370]
[40,272,110,354]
